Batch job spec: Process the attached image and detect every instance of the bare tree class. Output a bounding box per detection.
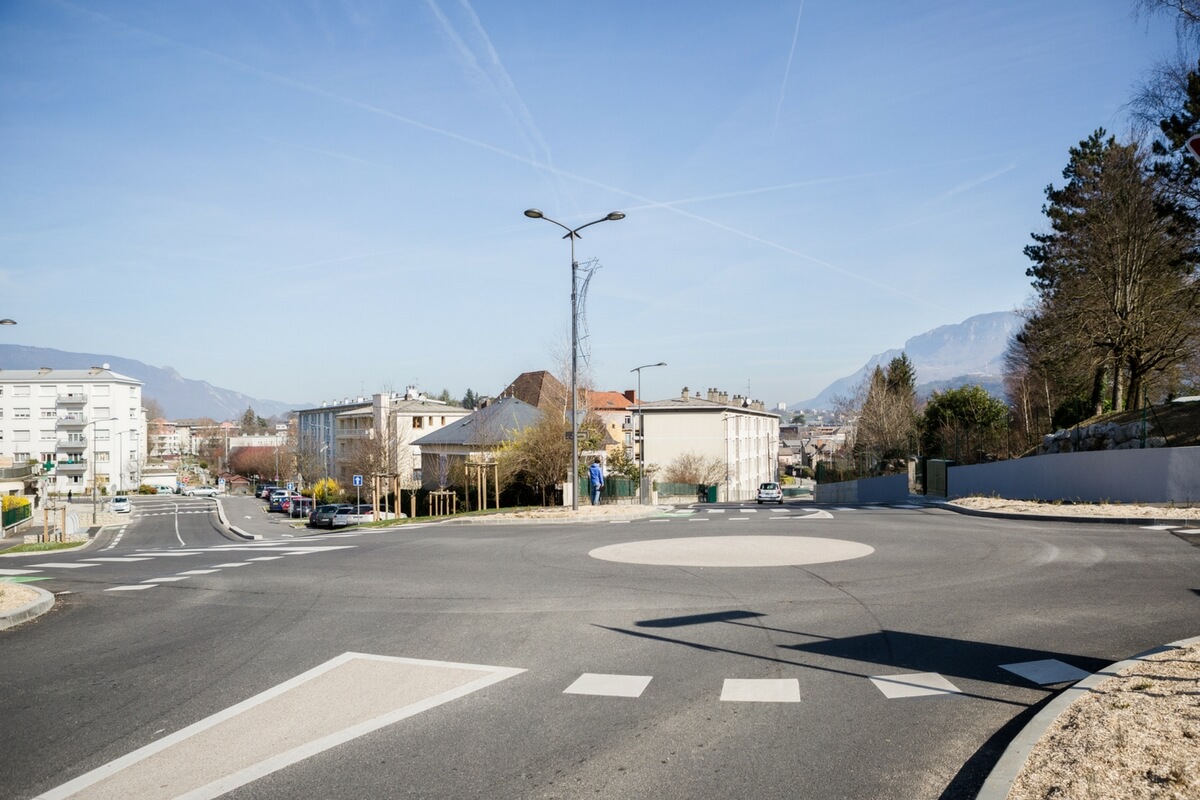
[662,452,725,485]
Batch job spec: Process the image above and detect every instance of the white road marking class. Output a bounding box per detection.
[564,673,652,698]
[37,652,525,800]
[105,585,157,592]
[1000,659,1091,685]
[246,556,284,561]
[720,678,800,703]
[0,568,41,575]
[81,557,153,563]
[29,563,100,569]
[142,577,189,583]
[1141,525,1180,530]
[211,563,252,568]
[870,672,962,698]
[176,569,220,576]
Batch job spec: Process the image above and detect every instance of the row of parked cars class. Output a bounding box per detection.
[257,485,380,528]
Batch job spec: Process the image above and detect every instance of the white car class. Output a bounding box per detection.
[756,482,783,504]
[111,496,131,513]
[185,486,220,497]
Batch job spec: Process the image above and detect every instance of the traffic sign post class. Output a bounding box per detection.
[353,474,362,507]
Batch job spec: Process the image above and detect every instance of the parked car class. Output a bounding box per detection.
[185,486,220,497]
[310,504,350,528]
[111,496,131,513]
[287,497,315,518]
[255,484,278,499]
[269,493,301,513]
[757,482,783,504]
[332,504,377,527]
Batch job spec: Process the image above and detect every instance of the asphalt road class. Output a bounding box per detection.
[2,498,1197,799]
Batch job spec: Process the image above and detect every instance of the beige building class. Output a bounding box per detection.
[294,388,470,489]
[637,387,781,502]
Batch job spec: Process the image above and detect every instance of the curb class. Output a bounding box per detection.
[932,501,1197,528]
[0,584,56,631]
[975,633,1200,800]
[213,498,260,541]
[440,506,668,526]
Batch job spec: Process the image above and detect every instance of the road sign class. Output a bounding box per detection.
[218,478,226,487]
[1187,134,1200,162]
[287,482,295,491]
[352,474,363,487]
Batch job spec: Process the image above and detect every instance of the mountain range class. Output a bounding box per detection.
[2,312,1020,420]
[792,311,1021,410]
[0,345,299,420]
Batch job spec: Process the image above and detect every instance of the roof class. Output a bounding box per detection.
[412,396,541,448]
[499,371,566,411]
[588,391,632,411]
[639,394,780,418]
[0,367,141,384]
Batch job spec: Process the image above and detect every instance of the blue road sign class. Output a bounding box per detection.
[352,474,363,487]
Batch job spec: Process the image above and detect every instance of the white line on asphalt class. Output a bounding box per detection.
[105,585,157,592]
[80,557,152,563]
[36,652,525,800]
[720,678,800,703]
[176,569,220,575]
[29,563,100,569]
[211,563,252,568]
[0,568,41,575]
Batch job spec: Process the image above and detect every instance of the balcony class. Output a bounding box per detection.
[57,413,87,428]
[55,459,88,473]
[57,392,88,405]
[58,438,87,450]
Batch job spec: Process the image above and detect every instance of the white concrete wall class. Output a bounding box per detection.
[949,446,1200,504]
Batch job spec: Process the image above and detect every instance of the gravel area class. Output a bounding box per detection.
[948,496,1200,520]
[0,582,40,613]
[1008,641,1200,800]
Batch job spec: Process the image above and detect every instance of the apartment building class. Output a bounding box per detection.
[635,386,780,502]
[0,366,147,496]
[294,387,470,487]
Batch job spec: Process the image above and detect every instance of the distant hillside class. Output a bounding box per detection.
[0,344,299,420]
[794,311,1020,410]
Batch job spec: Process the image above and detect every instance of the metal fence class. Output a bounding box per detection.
[2,503,32,530]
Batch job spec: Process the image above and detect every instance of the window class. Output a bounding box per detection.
[14,430,30,442]
[14,452,29,462]
[94,407,110,418]
[413,417,423,429]
[41,453,55,464]
[14,385,29,396]
[40,385,56,396]
[14,408,30,419]
[40,430,56,441]
[40,410,56,419]
[95,451,109,463]
[94,385,110,397]
[95,429,110,441]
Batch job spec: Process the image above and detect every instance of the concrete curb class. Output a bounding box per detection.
[0,584,56,631]
[439,505,669,526]
[975,633,1200,800]
[213,498,260,541]
[931,501,1197,527]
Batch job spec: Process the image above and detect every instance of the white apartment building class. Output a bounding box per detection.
[294,388,470,488]
[636,386,780,502]
[0,366,147,496]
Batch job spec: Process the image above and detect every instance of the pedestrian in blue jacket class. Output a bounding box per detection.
[588,458,604,505]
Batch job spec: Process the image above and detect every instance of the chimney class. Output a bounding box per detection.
[707,388,718,402]
[681,386,689,400]
[623,390,637,403]
[38,367,52,375]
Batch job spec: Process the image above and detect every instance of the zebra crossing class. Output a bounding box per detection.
[559,656,1090,702]
[1,542,357,592]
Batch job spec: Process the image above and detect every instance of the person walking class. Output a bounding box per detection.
[588,458,604,506]
[67,489,72,504]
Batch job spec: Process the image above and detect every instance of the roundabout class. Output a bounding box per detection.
[588,534,875,567]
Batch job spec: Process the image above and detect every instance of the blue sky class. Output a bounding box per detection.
[0,1,1180,411]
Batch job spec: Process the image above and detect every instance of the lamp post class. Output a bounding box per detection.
[86,416,120,524]
[630,362,666,505]
[524,208,625,510]
[0,319,16,325]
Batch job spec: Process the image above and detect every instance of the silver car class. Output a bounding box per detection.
[756,482,783,504]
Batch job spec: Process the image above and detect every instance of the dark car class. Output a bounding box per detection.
[309,504,350,528]
[288,497,315,518]
[268,492,300,513]
[255,484,278,499]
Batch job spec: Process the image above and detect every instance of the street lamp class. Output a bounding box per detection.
[85,416,120,524]
[0,319,15,325]
[630,362,666,505]
[524,208,626,510]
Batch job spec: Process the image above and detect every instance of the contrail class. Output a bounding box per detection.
[772,0,805,144]
[56,0,940,308]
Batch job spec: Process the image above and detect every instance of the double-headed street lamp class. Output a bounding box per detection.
[524,208,625,510]
[1,319,16,326]
[630,362,666,505]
